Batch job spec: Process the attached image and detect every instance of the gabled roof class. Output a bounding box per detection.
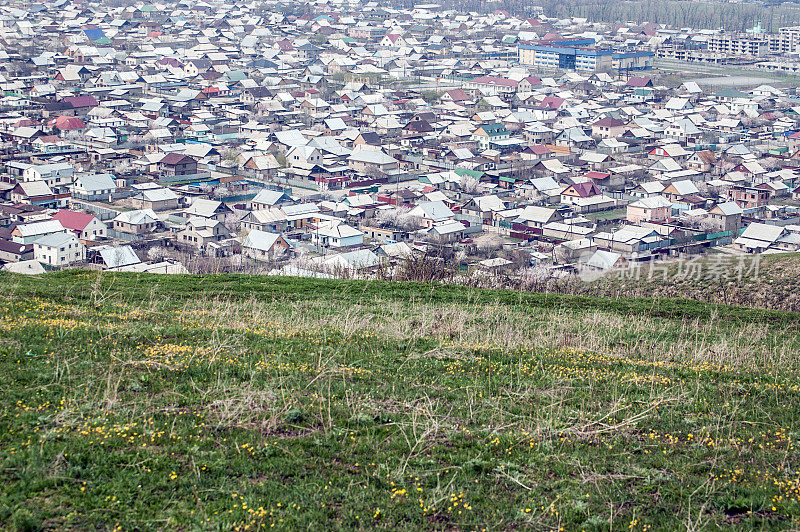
[252,189,293,206]
[242,229,286,251]
[34,232,79,248]
[630,195,672,209]
[99,245,141,268]
[51,210,97,232]
[114,209,159,225]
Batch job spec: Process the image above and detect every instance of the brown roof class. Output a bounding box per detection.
[160,153,195,165]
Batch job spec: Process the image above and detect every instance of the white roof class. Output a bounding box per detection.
[242,229,284,251]
[184,198,225,218]
[2,260,46,275]
[630,195,672,209]
[586,250,621,270]
[15,220,65,237]
[515,205,557,224]
[668,179,699,196]
[75,173,116,192]
[736,222,784,246]
[99,245,141,268]
[347,150,396,165]
[409,201,454,222]
[35,232,79,248]
[114,209,159,225]
[712,201,743,216]
[135,187,179,202]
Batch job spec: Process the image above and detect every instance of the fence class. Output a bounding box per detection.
[69,200,120,221]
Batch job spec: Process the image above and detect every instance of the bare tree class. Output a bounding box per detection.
[458,175,482,194]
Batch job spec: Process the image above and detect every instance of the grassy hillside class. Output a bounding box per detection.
[1,271,799,530]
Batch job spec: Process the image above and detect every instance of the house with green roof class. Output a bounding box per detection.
[471,123,509,150]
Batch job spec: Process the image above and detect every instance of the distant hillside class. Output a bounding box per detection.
[0,271,798,530]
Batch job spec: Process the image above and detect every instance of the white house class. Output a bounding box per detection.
[311,221,364,248]
[34,232,85,267]
[22,162,74,193]
[71,173,116,201]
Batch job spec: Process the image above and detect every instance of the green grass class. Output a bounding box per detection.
[586,207,627,222]
[0,271,799,530]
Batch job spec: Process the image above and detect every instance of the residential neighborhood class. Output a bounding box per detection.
[2,0,800,280]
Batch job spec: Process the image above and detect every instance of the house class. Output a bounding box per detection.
[286,145,323,168]
[461,195,506,225]
[311,221,364,248]
[662,180,700,203]
[664,118,701,141]
[347,150,398,174]
[71,173,116,201]
[631,181,665,198]
[582,249,626,273]
[593,226,665,255]
[735,223,800,253]
[33,232,86,267]
[2,260,45,275]
[242,155,281,178]
[177,217,232,250]
[130,185,180,211]
[561,182,602,205]
[591,117,626,139]
[408,201,455,228]
[11,220,66,245]
[422,220,467,242]
[0,239,34,263]
[726,184,770,211]
[251,189,294,211]
[97,245,142,270]
[242,230,291,261]
[112,209,160,234]
[471,123,510,150]
[513,206,562,230]
[627,195,672,224]
[183,199,233,221]
[314,248,381,273]
[10,181,64,208]
[686,151,716,173]
[51,210,107,241]
[708,201,743,232]
[158,154,198,176]
[22,162,74,193]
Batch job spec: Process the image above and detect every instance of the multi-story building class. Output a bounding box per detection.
[519,42,613,71]
[519,40,652,72]
[777,26,800,53]
[706,34,768,57]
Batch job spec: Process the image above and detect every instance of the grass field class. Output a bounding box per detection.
[1,271,799,530]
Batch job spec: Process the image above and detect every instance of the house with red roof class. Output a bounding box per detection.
[520,144,553,161]
[380,33,405,47]
[560,181,602,205]
[625,77,653,88]
[61,95,98,110]
[540,96,565,110]
[442,89,471,103]
[51,210,107,241]
[518,76,542,92]
[50,115,86,132]
[591,117,626,138]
